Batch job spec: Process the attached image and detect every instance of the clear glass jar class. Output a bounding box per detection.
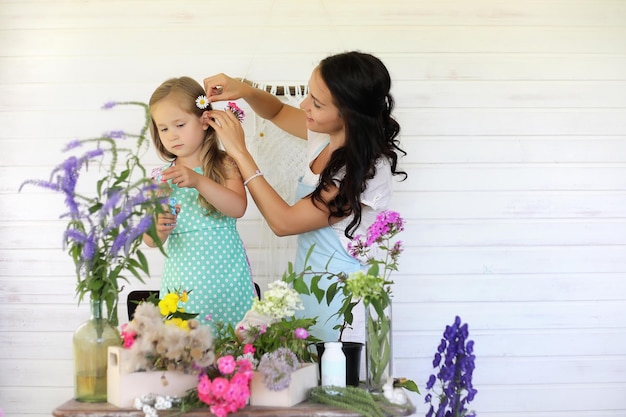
[73,298,121,402]
[365,300,392,393]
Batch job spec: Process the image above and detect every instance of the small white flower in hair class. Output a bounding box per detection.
[196,95,209,109]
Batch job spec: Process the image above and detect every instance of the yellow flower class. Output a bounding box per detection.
[158,292,179,316]
[165,317,189,330]
[180,291,189,303]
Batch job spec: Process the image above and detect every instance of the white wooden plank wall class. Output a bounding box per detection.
[1,0,625,416]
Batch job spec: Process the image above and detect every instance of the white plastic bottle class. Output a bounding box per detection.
[321,342,346,387]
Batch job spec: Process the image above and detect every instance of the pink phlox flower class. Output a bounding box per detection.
[210,404,228,417]
[204,314,212,322]
[243,343,256,354]
[259,324,267,334]
[230,372,250,387]
[210,377,229,397]
[223,382,243,403]
[217,355,236,374]
[120,323,136,348]
[237,357,254,372]
[294,327,309,339]
[197,374,212,396]
[366,221,389,246]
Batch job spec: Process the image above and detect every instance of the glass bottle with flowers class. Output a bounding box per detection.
[283,210,413,393]
[346,210,404,393]
[19,101,167,402]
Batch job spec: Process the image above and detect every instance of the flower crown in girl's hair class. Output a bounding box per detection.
[196,95,210,109]
[225,101,245,123]
[195,95,245,123]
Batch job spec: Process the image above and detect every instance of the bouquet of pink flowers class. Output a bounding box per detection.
[197,355,255,417]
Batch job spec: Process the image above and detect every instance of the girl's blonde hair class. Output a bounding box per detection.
[149,76,230,214]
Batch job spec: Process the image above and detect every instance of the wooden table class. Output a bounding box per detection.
[52,399,362,417]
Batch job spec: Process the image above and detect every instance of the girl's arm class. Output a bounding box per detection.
[203,73,308,140]
[207,109,341,237]
[161,163,247,219]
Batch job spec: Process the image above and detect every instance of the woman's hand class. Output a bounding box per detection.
[161,165,201,188]
[203,73,247,102]
[206,109,248,159]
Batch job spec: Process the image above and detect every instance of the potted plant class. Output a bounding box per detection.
[19,101,166,402]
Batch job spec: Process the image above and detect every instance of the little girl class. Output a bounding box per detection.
[143,76,255,327]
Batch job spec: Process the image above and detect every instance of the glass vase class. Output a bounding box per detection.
[73,298,121,402]
[365,299,393,393]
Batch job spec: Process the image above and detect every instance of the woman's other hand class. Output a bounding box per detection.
[203,73,247,102]
[205,109,247,158]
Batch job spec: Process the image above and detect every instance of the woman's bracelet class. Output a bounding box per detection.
[243,170,263,186]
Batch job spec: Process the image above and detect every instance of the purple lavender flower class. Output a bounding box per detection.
[125,215,153,247]
[101,101,117,109]
[110,228,130,258]
[81,232,97,263]
[106,130,125,139]
[64,229,87,245]
[18,101,168,327]
[63,140,82,151]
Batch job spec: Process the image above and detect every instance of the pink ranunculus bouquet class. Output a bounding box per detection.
[197,355,255,417]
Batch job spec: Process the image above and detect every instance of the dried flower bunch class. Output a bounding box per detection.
[19,101,166,326]
[121,290,214,373]
[425,316,477,417]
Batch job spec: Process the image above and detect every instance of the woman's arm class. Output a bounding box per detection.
[204,74,308,140]
[206,109,340,236]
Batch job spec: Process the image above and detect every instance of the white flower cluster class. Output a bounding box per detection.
[134,394,180,417]
[251,280,303,321]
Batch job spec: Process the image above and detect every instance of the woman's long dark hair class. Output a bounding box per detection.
[311,51,407,238]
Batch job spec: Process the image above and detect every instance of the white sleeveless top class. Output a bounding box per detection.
[302,131,393,263]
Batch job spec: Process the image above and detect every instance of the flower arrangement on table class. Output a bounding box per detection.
[161,280,321,416]
[19,101,167,326]
[213,280,320,387]
[424,316,477,417]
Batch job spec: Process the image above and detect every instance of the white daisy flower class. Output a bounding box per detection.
[195,95,209,109]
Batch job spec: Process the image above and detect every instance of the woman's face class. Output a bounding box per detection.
[300,67,344,139]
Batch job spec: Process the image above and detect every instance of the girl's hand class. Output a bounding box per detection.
[162,165,200,189]
[155,210,177,235]
[203,73,246,102]
[206,109,247,158]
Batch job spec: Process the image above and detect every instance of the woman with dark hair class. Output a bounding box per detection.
[203,51,407,341]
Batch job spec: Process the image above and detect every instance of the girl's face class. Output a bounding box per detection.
[151,96,208,160]
[300,67,344,140]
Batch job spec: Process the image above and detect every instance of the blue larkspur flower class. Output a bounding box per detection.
[425,316,477,417]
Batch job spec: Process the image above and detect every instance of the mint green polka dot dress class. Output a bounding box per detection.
[160,167,254,328]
